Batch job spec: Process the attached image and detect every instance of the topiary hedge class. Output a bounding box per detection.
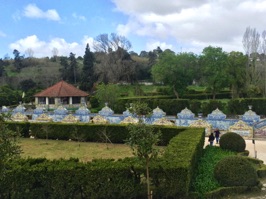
[219,132,246,152]
[214,156,258,187]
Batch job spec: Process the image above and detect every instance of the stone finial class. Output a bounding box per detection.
[11,112,28,122]
[62,114,79,123]
[152,106,166,118]
[177,107,195,119]
[98,104,114,116]
[153,118,174,126]
[92,115,109,124]
[120,116,139,124]
[36,113,53,122]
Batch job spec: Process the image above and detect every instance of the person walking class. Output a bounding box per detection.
[208,132,215,146]
[214,128,220,144]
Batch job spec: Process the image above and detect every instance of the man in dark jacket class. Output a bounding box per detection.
[208,132,215,146]
[214,128,220,144]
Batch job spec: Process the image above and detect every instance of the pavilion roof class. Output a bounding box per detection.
[34,80,88,97]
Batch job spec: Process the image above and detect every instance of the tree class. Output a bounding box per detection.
[93,33,132,53]
[80,44,95,91]
[126,102,160,199]
[242,27,264,97]
[0,59,6,77]
[59,56,70,81]
[69,52,78,84]
[59,53,78,84]
[51,47,59,62]
[95,83,119,108]
[13,49,24,72]
[20,79,36,92]
[227,51,248,98]
[94,47,137,84]
[0,114,21,177]
[242,26,260,57]
[151,50,197,98]
[25,48,34,58]
[200,46,229,99]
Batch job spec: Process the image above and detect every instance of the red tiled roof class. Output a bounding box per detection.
[34,80,88,97]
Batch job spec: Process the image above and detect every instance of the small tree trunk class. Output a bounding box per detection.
[146,158,152,199]
[172,85,179,99]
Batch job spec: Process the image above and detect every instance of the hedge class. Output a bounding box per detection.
[0,127,205,199]
[113,98,266,116]
[28,122,186,146]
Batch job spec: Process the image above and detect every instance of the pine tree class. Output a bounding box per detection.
[80,44,95,91]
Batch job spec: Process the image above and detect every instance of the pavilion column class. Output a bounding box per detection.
[46,97,49,105]
[69,97,72,105]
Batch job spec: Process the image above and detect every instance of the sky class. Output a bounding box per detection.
[1,0,266,58]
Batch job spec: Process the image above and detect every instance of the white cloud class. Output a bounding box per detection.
[23,4,60,21]
[146,40,173,52]
[112,0,266,53]
[9,35,94,58]
[72,13,86,21]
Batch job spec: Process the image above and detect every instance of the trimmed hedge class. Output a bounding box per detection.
[28,122,186,145]
[0,127,205,199]
[214,156,258,187]
[5,121,31,137]
[114,98,190,115]
[113,97,266,116]
[219,132,246,152]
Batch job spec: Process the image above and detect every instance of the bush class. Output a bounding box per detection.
[89,96,99,108]
[219,132,246,152]
[214,156,258,187]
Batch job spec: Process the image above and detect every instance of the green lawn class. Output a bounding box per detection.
[19,138,134,162]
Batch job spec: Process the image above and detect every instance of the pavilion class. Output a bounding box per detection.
[34,80,88,108]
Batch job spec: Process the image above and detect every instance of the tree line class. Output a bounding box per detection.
[0,27,266,101]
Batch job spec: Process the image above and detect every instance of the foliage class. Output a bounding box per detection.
[19,79,36,92]
[158,128,205,198]
[214,156,258,187]
[192,146,236,195]
[93,33,132,53]
[220,132,246,152]
[126,102,160,199]
[80,44,95,92]
[115,98,189,115]
[128,101,152,116]
[227,51,248,98]
[200,46,229,99]
[0,115,21,176]
[152,51,198,98]
[0,85,22,106]
[69,52,78,84]
[0,127,204,199]
[16,122,184,145]
[13,49,24,72]
[89,96,100,108]
[201,100,225,116]
[59,53,79,84]
[126,123,161,160]
[95,83,119,108]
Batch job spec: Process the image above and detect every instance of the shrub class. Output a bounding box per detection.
[89,96,99,108]
[219,132,246,152]
[214,156,258,187]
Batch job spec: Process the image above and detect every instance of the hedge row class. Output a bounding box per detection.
[112,98,266,116]
[0,127,205,198]
[5,122,186,146]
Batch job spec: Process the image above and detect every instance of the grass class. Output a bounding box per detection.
[18,138,134,162]
[192,146,236,195]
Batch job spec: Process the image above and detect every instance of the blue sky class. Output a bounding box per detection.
[1,0,266,58]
